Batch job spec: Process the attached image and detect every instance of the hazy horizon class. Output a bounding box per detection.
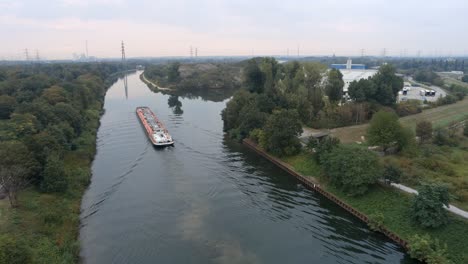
[1,0,468,60]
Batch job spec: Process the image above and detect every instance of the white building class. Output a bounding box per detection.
[334,59,378,97]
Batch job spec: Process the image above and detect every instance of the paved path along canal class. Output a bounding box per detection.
[79,71,415,263]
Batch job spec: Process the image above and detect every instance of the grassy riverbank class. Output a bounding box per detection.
[282,151,468,263]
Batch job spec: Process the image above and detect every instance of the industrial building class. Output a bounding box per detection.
[331,59,377,98]
[331,59,366,70]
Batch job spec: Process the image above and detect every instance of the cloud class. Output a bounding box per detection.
[1,0,467,59]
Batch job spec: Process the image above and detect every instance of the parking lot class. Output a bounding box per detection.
[397,85,446,103]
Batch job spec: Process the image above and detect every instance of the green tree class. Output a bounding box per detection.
[167,62,180,83]
[325,69,344,103]
[372,64,403,106]
[10,113,40,138]
[348,78,376,102]
[464,124,468,137]
[304,64,323,115]
[237,103,268,140]
[221,90,254,132]
[261,109,303,156]
[244,59,265,93]
[367,110,407,152]
[0,141,39,207]
[410,184,450,228]
[321,145,382,196]
[40,154,68,193]
[41,85,68,105]
[260,57,279,93]
[416,120,433,143]
[0,95,17,119]
[53,102,83,134]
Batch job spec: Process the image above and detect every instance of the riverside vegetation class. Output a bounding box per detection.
[222,57,468,263]
[0,63,121,263]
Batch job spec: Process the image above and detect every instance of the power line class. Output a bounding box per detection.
[121,41,126,69]
[24,48,29,61]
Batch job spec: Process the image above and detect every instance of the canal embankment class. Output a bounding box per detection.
[243,138,468,263]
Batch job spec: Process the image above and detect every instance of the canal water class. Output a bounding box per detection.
[80,71,414,263]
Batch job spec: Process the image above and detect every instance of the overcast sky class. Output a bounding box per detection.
[1,0,467,59]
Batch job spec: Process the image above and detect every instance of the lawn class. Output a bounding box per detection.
[328,97,468,143]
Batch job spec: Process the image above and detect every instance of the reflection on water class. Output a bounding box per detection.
[80,71,415,264]
[168,95,183,115]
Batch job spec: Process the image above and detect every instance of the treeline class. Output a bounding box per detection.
[144,62,242,90]
[398,58,466,72]
[222,58,404,155]
[0,63,120,263]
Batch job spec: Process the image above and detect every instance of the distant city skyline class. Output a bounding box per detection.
[1,0,468,60]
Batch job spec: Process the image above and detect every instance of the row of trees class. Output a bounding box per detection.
[0,63,119,207]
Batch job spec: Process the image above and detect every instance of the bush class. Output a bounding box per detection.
[410,183,450,228]
[382,164,402,184]
[395,101,422,117]
[0,235,32,264]
[416,120,433,143]
[462,75,468,83]
[367,213,385,232]
[321,145,382,196]
[433,129,459,147]
[249,128,265,145]
[307,136,340,164]
[407,234,452,264]
[435,94,459,106]
[464,124,468,137]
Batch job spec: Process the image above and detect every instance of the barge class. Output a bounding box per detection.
[136,106,174,146]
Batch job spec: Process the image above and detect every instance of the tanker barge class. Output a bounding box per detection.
[136,106,174,146]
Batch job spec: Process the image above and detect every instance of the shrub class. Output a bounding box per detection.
[321,145,382,196]
[416,120,433,143]
[407,234,452,264]
[0,235,32,264]
[410,183,450,228]
[307,136,340,164]
[367,213,385,232]
[395,101,422,117]
[382,164,402,184]
[433,129,459,147]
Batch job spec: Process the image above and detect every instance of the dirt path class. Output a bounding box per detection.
[140,73,173,91]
